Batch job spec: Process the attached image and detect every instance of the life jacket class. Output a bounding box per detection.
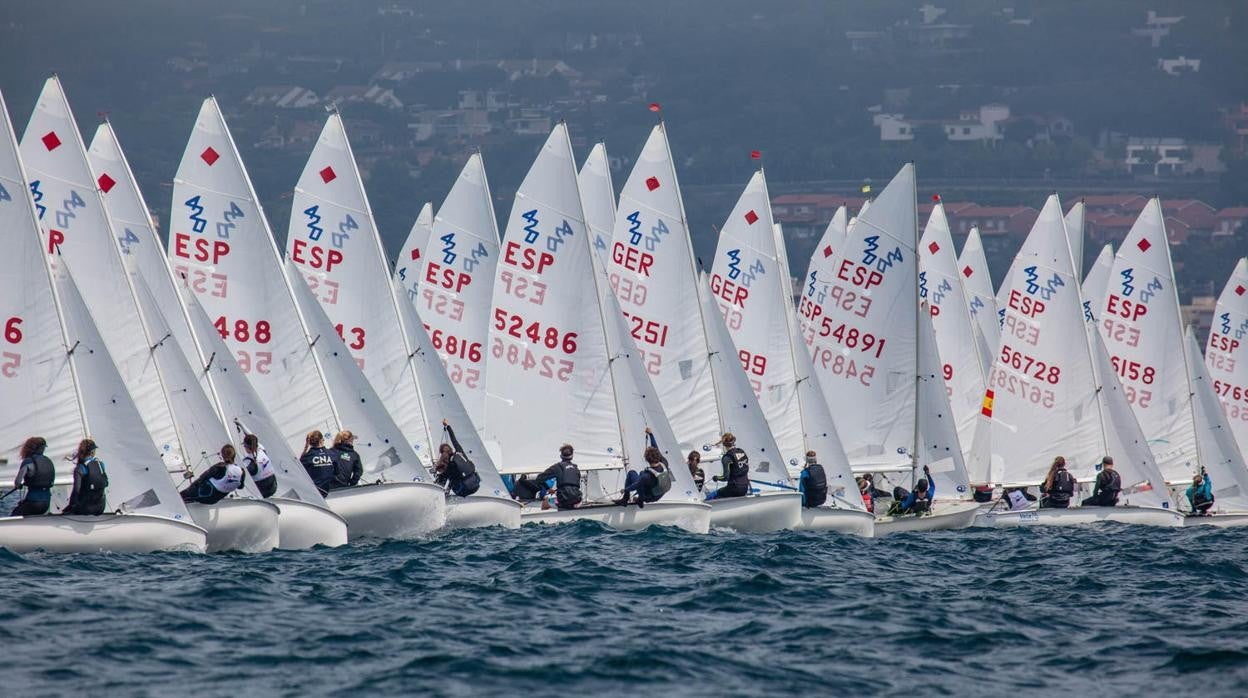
[1100,469,1121,495]
[804,463,828,505]
[73,457,108,513]
[450,453,476,481]
[245,448,275,482]
[556,460,581,488]
[22,454,55,489]
[724,448,750,487]
[208,462,245,494]
[861,490,874,513]
[1049,468,1074,502]
[650,465,672,498]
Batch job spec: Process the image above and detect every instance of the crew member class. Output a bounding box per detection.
[11,436,55,516]
[435,420,481,497]
[180,444,246,505]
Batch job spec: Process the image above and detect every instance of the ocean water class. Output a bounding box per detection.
[3,523,1248,696]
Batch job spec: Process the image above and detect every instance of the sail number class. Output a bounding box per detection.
[622,312,669,348]
[1108,355,1155,385]
[816,319,887,359]
[214,317,271,344]
[999,344,1061,384]
[738,350,768,376]
[989,366,1056,408]
[334,324,366,350]
[811,347,875,386]
[427,327,482,363]
[492,310,577,354]
[491,337,574,381]
[1213,380,1248,403]
[2,316,21,378]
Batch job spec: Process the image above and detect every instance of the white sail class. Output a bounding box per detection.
[697,274,791,486]
[286,114,433,459]
[170,98,340,448]
[0,88,84,477]
[709,171,804,466]
[1066,200,1086,280]
[287,261,429,482]
[804,164,917,469]
[917,301,972,495]
[56,261,193,521]
[484,124,622,472]
[1090,330,1175,509]
[919,202,988,453]
[605,124,719,452]
[956,226,1000,372]
[1081,244,1114,325]
[19,77,183,465]
[395,202,433,298]
[416,153,500,429]
[1184,327,1248,509]
[1205,259,1248,454]
[390,276,508,496]
[579,142,616,259]
[969,196,1104,486]
[1099,199,1195,481]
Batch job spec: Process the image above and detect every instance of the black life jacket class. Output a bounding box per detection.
[74,458,108,512]
[724,448,750,487]
[1049,468,1074,502]
[1100,469,1122,495]
[556,460,581,488]
[804,463,828,505]
[22,454,55,489]
[450,453,476,482]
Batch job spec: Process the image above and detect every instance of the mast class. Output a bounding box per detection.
[210,97,343,431]
[910,165,921,488]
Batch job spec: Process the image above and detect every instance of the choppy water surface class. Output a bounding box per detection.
[3,523,1247,696]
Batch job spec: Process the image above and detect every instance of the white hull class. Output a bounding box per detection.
[708,491,802,532]
[0,514,206,554]
[270,497,349,549]
[520,500,711,533]
[796,506,875,536]
[186,499,281,553]
[325,481,447,540]
[1182,511,1248,528]
[445,495,522,530]
[975,504,1183,528]
[875,500,982,534]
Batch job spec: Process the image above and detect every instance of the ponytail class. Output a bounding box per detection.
[74,438,98,464]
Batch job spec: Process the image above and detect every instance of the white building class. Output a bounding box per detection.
[1125,137,1189,176]
[873,104,1010,142]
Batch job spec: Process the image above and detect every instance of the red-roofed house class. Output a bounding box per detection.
[771,194,868,238]
[1161,199,1218,233]
[1086,211,1191,246]
[1078,194,1148,216]
[1216,207,1248,237]
[947,205,1038,239]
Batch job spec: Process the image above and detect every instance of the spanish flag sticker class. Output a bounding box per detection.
[981,389,995,418]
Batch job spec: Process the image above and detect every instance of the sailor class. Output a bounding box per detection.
[618,428,672,507]
[240,433,278,498]
[10,437,55,516]
[1187,467,1214,516]
[710,433,750,499]
[435,420,481,497]
[892,465,933,515]
[510,474,545,503]
[1039,456,1076,509]
[180,444,247,505]
[533,444,582,510]
[799,451,828,508]
[687,451,706,492]
[859,473,891,513]
[301,431,337,495]
[1001,486,1037,511]
[329,431,364,490]
[63,438,108,516]
[1081,456,1121,507]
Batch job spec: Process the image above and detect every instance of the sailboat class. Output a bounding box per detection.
[1181,328,1248,525]
[603,124,799,531]
[801,164,979,532]
[956,226,999,375]
[484,124,709,532]
[20,78,278,552]
[89,120,347,549]
[171,98,444,540]
[0,90,206,553]
[290,115,517,529]
[969,195,1181,527]
[919,200,989,455]
[708,172,869,534]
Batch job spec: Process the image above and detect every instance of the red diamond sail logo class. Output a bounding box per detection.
[744,210,759,225]
[928,241,940,254]
[97,173,116,193]
[200,146,220,166]
[410,248,421,261]
[962,265,974,278]
[41,131,61,151]
[1237,285,1246,297]
[319,166,337,183]
[645,176,660,191]
[1137,238,1151,252]
[822,245,834,258]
